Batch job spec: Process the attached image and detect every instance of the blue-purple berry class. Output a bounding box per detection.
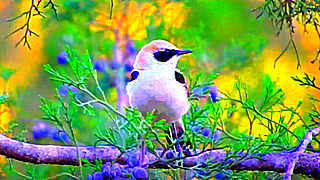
[128,155,139,168]
[94,59,107,72]
[192,86,210,97]
[48,128,70,142]
[109,60,121,69]
[58,84,79,96]
[58,84,70,96]
[132,167,148,179]
[192,125,201,133]
[212,129,221,141]
[183,149,192,156]
[92,172,104,180]
[165,150,175,159]
[215,173,224,179]
[202,128,212,137]
[210,85,219,102]
[32,121,50,139]
[57,52,68,64]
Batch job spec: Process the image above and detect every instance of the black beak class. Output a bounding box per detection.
[176,50,192,56]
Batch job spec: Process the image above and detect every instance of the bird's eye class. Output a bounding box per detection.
[154,49,178,62]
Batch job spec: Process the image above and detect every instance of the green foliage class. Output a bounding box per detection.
[0,66,15,81]
[292,73,320,91]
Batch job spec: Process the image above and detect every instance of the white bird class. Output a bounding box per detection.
[126,40,192,141]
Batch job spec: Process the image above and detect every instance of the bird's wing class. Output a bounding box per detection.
[174,69,190,95]
[129,70,140,82]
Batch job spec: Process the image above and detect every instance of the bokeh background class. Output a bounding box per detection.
[0,0,319,179]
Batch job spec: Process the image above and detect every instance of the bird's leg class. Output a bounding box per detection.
[171,122,184,153]
[139,136,146,166]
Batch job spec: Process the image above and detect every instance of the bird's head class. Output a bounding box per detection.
[134,40,192,70]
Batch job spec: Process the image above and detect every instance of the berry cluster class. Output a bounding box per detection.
[191,85,220,102]
[192,125,221,141]
[32,120,71,143]
[87,150,148,180]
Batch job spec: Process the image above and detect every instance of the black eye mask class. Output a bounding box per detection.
[153,49,192,62]
[153,49,179,62]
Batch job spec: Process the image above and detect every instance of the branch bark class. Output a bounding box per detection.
[0,134,319,178]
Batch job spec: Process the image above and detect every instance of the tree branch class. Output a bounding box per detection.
[0,134,320,178]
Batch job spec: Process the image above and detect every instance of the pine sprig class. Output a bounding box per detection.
[6,0,58,49]
[291,73,320,91]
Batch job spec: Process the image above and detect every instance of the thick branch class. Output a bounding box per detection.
[0,134,319,178]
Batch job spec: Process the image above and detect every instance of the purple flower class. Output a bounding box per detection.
[209,85,219,102]
[202,128,212,137]
[57,52,68,64]
[132,167,148,180]
[32,121,50,139]
[94,59,107,72]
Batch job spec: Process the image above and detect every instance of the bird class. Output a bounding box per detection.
[126,40,192,145]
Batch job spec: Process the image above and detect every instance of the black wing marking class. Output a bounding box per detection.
[175,71,186,84]
[130,71,139,82]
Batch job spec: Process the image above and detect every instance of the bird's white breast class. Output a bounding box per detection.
[126,69,190,121]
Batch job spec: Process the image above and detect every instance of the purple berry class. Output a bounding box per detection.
[57,52,68,64]
[94,59,107,72]
[32,121,49,139]
[202,128,212,137]
[132,167,148,179]
[113,163,124,177]
[212,129,221,141]
[192,86,210,98]
[109,60,120,70]
[48,128,70,142]
[128,154,139,168]
[215,173,224,179]
[209,85,219,102]
[68,85,79,94]
[92,172,104,180]
[58,84,79,96]
[165,151,175,159]
[102,162,112,177]
[192,125,201,133]
[87,173,93,180]
[183,149,192,156]
[58,84,70,96]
